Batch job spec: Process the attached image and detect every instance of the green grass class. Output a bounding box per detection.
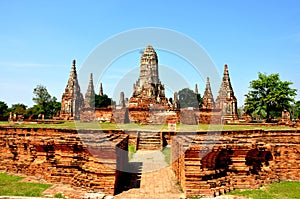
[162,146,171,165]
[54,193,65,198]
[228,181,300,199]
[128,144,136,161]
[0,173,52,197]
[0,120,297,131]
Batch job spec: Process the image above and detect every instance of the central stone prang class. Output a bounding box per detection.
[130,45,169,108]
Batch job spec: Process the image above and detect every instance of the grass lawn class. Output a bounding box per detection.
[228,181,300,199]
[0,120,298,131]
[128,144,136,161]
[0,173,52,197]
[162,146,171,165]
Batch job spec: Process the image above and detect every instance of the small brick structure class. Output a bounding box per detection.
[171,130,300,198]
[0,127,128,195]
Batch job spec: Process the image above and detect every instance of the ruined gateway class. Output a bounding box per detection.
[60,45,238,124]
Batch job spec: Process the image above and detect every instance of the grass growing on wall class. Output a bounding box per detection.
[0,173,52,197]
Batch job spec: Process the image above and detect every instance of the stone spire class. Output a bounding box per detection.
[99,83,103,96]
[84,73,96,108]
[195,84,199,95]
[131,45,166,100]
[139,45,159,86]
[60,59,84,120]
[201,77,215,109]
[173,91,179,109]
[215,64,238,120]
[119,91,125,107]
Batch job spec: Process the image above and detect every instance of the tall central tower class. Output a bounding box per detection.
[129,45,170,123]
[139,45,159,85]
[132,45,166,99]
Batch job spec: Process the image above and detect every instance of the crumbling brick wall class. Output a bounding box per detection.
[0,127,128,195]
[172,130,300,198]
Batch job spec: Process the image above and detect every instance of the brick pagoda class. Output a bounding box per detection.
[215,64,238,122]
[60,60,84,120]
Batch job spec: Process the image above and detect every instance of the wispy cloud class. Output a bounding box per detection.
[0,62,65,68]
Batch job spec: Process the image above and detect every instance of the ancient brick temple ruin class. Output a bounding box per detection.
[1,127,300,198]
[171,129,300,198]
[59,45,238,124]
[60,60,84,120]
[215,65,238,121]
[0,127,129,195]
[128,45,170,124]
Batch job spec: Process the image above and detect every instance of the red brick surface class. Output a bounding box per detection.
[0,127,128,195]
[171,130,300,198]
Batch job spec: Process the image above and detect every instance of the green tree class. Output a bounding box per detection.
[178,88,201,108]
[290,100,300,120]
[0,101,8,120]
[9,103,27,115]
[244,73,297,121]
[25,105,43,119]
[32,85,61,118]
[95,94,114,108]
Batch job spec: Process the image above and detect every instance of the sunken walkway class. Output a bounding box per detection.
[114,150,184,199]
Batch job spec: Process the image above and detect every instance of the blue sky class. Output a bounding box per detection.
[0,0,300,107]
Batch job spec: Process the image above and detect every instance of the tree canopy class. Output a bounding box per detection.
[290,100,300,120]
[178,88,202,108]
[244,72,297,120]
[0,101,8,119]
[10,103,27,115]
[32,85,61,118]
[95,94,114,108]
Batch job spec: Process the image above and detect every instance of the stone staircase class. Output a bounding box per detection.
[137,132,161,150]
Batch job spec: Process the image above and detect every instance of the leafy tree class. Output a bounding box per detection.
[25,105,43,119]
[33,85,51,111]
[9,103,27,115]
[178,88,202,108]
[95,94,114,108]
[290,100,300,120]
[47,97,61,117]
[32,85,61,118]
[244,73,297,121]
[0,101,8,120]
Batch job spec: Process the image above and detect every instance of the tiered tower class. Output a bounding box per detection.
[201,77,215,109]
[215,64,238,121]
[84,73,96,108]
[60,60,84,120]
[130,45,168,107]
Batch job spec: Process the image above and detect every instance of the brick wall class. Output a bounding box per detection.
[0,127,128,195]
[171,130,300,198]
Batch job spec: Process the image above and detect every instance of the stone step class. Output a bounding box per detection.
[139,143,161,147]
[138,147,161,150]
[139,134,160,137]
[139,140,160,142]
[137,132,161,150]
[139,142,160,146]
[139,133,160,137]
